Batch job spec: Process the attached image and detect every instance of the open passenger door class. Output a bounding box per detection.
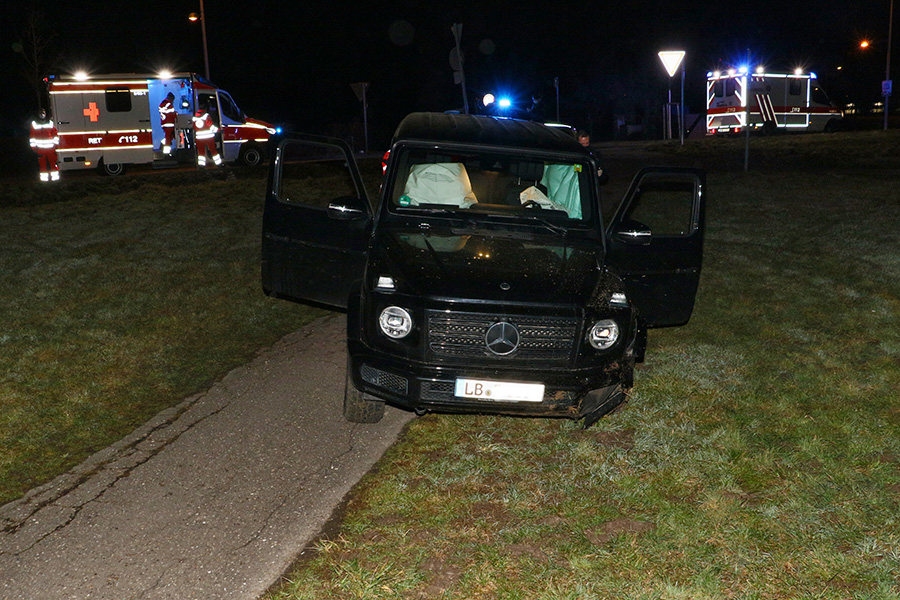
[261,134,373,309]
[605,167,706,328]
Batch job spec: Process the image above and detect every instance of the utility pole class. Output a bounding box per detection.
[885,0,894,130]
[554,77,560,122]
[200,0,210,80]
[450,23,469,114]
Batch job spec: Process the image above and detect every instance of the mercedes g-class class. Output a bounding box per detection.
[262,112,705,427]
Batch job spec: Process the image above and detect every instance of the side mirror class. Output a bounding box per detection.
[327,196,368,220]
[612,219,652,245]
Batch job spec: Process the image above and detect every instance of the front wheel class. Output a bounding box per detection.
[343,364,385,423]
[239,144,264,167]
[823,118,842,133]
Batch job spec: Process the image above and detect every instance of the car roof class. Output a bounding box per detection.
[392,112,587,154]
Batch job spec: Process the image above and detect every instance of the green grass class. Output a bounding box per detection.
[265,133,900,599]
[0,158,386,505]
[3,134,899,598]
[0,167,323,504]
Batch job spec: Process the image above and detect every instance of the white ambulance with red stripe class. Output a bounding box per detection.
[46,72,276,175]
[706,68,843,135]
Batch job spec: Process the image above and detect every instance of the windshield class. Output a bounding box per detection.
[385,146,596,224]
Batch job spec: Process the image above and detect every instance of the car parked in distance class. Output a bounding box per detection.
[262,112,706,427]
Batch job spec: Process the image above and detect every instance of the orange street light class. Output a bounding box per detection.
[860,39,871,49]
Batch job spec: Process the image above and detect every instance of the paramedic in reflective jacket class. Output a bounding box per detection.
[192,105,222,168]
[30,109,60,182]
[158,92,176,155]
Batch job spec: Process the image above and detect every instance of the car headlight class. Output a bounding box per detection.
[379,306,412,339]
[588,319,619,350]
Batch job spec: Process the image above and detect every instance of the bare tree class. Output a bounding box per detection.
[12,8,56,113]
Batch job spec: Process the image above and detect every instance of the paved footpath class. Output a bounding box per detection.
[0,315,413,599]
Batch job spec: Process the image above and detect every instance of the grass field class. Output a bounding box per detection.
[265,132,900,599]
[0,167,323,504]
[2,132,899,598]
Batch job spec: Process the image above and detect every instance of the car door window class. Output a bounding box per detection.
[277,140,362,209]
[621,173,699,236]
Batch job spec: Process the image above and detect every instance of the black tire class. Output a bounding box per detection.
[100,161,126,176]
[239,144,264,167]
[343,366,385,423]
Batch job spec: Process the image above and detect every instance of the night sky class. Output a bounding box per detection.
[3,1,895,145]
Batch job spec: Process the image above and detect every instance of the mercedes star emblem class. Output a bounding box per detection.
[485,321,520,356]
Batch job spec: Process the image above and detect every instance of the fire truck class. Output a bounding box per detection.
[45,72,276,175]
[706,69,843,135]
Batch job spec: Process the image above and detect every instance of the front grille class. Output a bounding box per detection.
[421,380,455,401]
[361,364,408,395]
[426,310,577,362]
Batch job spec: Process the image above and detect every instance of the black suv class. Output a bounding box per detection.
[262,112,705,427]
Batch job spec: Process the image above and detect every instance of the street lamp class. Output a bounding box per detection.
[885,0,894,130]
[188,0,210,80]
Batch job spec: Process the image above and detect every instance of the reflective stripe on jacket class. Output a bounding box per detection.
[159,99,176,126]
[193,112,217,140]
[30,120,59,149]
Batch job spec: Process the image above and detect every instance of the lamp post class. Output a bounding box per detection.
[188,0,211,80]
[885,0,894,130]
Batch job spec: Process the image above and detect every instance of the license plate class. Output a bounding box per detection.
[454,378,545,402]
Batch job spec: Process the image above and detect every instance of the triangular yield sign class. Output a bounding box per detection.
[658,51,686,77]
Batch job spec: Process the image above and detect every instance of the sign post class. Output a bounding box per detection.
[450,23,470,115]
[350,82,369,153]
[658,51,686,145]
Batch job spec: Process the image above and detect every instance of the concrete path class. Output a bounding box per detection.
[0,315,413,599]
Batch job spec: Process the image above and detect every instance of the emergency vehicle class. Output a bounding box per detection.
[706,69,843,135]
[45,72,276,175]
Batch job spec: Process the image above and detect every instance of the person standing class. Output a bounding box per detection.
[192,105,221,167]
[577,130,591,147]
[158,92,177,155]
[30,109,60,182]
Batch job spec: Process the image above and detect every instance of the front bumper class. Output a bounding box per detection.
[348,340,631,418]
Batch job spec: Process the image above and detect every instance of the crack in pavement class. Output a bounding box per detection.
[0,315,414,600]
[0,381,236,555]
[228,419,365,555]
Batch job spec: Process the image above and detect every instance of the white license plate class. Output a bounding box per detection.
[454,378,545,402]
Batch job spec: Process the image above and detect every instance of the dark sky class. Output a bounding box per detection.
[3,1,895,143]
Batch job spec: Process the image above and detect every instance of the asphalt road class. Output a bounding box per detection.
[0,314,413,600]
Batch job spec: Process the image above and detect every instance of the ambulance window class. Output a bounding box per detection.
[789,79,802,96]
[812,86,831,105]
[105,89,132,112]
[713,80,724,97]
[724,79,737,97]
[218,92,241,121]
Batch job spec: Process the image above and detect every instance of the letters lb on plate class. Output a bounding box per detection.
[454,379,545,402]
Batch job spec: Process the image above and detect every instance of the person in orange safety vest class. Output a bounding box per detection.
[30,109,60,182]
[192,107,222,167]
[158,92,177,155]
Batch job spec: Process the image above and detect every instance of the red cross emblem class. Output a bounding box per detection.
[83,102,100,122]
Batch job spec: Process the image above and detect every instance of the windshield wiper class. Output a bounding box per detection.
[517,214,568,236]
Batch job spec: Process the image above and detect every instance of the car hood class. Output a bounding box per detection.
[371,228,604,304]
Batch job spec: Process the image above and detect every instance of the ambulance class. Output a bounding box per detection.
[706,68,843,135]
[45,72,276,175]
